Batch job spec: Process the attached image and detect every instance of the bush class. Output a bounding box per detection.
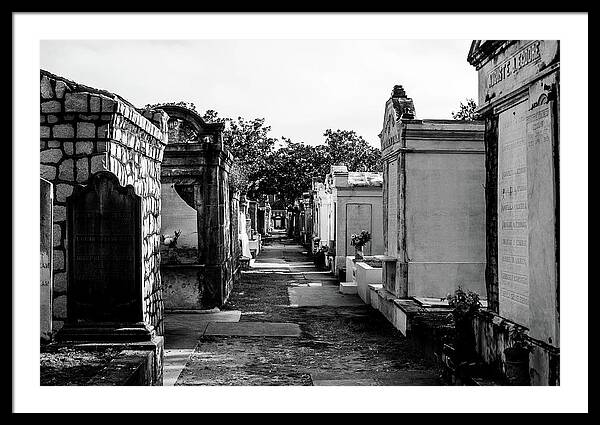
[446,286,481,321]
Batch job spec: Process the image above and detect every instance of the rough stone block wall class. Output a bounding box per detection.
[40,70,168,335]
[106,103,168,335]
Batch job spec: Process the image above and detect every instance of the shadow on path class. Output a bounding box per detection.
[167,233,444,386]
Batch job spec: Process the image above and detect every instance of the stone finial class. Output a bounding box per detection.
[392,85,407,99]
[390,85,415,120]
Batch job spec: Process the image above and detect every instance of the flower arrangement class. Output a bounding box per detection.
[350,230,372,248]
[446,285,481,320]
[446,285,481,363]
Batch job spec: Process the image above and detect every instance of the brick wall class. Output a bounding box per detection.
[40,70,169,335]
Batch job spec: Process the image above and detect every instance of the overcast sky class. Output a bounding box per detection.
[40,39,476,148]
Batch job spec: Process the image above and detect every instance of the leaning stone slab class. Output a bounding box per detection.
[203,322,301,337]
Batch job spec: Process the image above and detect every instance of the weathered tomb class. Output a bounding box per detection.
[325,165,384,277]
[256,195,271,236]
[40,70,168,335]
[311,179,333,254]
[158,104,240,310]
[300,191,313,247]
[379,85,486,300]
[366,86,486,349]
[238,195,252,259]
[40,70,168,384]
[468,40,560,385]
[247,199,262,258]
[289,203,302,239]
[248,199,257,234]
[270,196,288,230]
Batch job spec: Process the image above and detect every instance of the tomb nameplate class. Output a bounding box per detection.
[346,203,373,256]
[387,160,398,256]
[40,178,53,340]
[497,101,530,327]
[67,172,142,323]
[526,101,558,345]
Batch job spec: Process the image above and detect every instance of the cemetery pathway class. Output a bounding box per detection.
[164,233,444,386]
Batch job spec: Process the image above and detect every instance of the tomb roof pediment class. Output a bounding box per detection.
[467,40,516,70]
[155,104,225,146]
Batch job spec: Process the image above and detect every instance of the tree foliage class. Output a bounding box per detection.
[203,110,277,196]
[322,129,382,174]
[258,130,382,203]
[147,103,383,202]
[451,98,478,120]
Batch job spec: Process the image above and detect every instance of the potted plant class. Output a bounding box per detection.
[504,326,532,385]
[446,286,481,364]
[350,230,372,260]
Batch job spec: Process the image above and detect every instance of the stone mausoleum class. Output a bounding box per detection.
[157,104,240,311]
[323,165,384,277]
[256,195,272,236]
[467,40,560,385]
[311,178,333,256]
[40,70,169,384]
[368,85,486,341]
[379,85,486,300]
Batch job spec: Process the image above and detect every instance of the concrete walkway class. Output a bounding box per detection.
[164,233,443,386]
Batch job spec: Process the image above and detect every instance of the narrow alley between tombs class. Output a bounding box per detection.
[163,232,443,386]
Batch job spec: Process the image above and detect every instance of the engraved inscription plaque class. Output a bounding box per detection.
[497,101,529,327]
[67,171,142,323]
[526,101,558,345]
[40,178,53,340]
[387,159,398,256]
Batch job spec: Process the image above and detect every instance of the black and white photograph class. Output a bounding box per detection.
[13,12,588,413]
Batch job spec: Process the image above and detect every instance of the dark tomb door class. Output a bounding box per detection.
[67,171,142,323]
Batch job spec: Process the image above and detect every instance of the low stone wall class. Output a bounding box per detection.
[355,262,382,305]
[40,70,168,335]
[86,338,164,386]
[473,309,560,386]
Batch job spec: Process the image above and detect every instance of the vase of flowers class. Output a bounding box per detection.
[446,286,481,364]
[503,326,532,385]
[350,230,371,260]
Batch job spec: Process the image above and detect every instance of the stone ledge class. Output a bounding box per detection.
[86,349,154,386]
[46,335,164,386]
[367,290,453,337]
[339,281,358,295]
[56,322,156,343]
